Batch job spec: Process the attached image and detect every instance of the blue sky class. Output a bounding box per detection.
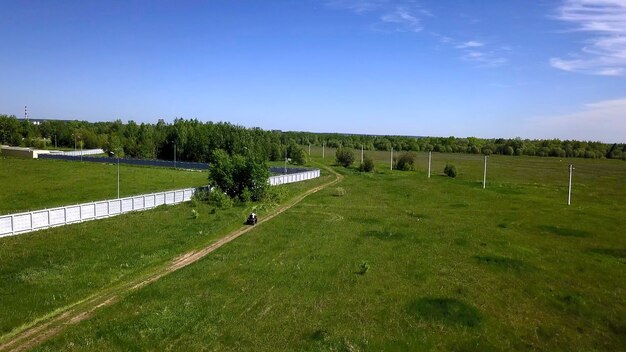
[1,0,625,142]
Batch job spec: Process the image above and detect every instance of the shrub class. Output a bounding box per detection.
[359,156,375,172]
[444,163,457,178]
[191,209,199,219]
[335,148,355,167]
[395,152,416,171]
[239,187,252,203]
[207,189,233,208]
[332,187,346,197]
[358,261,370,275]
[262,186,287,205]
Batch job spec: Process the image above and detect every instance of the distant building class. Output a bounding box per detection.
[0,146,51,158]
[18,118,76,125]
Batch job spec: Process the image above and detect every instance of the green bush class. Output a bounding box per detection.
[358,261,370,275]
[335,148,355,167]
[332,187,346,197]
[444,164,457,178]
[262,185,288,205]
[395,152,416,171]
[207,189,234,208]
[239,187,253,203]
[191,209,199,219]
[359,156,375,172]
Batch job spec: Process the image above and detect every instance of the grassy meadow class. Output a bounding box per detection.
[0,157,207,214]
[0,169,332,338]
[0,152,624,351]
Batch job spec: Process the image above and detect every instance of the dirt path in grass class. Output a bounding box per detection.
[0,163,343,352]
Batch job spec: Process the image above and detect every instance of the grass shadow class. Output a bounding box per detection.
[361,229,406,241]
[586,248,626,259]
[407,298,482,327]
[539,225,591,238]
[473,255,534,272]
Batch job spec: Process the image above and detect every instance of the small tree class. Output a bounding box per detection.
[444,163,457,178]
[335,148,355,167]
[208,149,270,202]
[395,152,416,171]
[287,143,306,165]
[359,156,375,172]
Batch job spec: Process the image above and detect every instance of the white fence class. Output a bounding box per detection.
[268,169,320,186]
[59,148,105,156]
[0,168,320,238]
[0,188,195,238]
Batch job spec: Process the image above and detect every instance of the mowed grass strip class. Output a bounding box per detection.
[0,157,207,214]
[30,156,625,351]
[0,170,332,338]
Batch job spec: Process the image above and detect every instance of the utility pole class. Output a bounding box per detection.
[117,155,120,198]
[284,150,287,174]
[390,147,393,170]
[80,139,83,162]
[428,151,432,178]
[322,142,325,159]
[568,164,574,206]
[483,156,488,189]
[361,144,364,163]
[174,144,177,169]
[308,143,311,156]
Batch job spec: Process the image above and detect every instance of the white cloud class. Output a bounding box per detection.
[522,97,626,142]
[326,0,428,32]
[377,6,423,32]
[326,1,508,67]
[455,40,484,48]
[550,0,626,76]
[461,50,508,67]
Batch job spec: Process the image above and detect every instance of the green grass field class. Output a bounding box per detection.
[0,171,331,338]
[0,157,208,214]
[1,154,624,351]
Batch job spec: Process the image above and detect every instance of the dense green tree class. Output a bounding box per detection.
[207,149,270,202]
[335,148,355,167]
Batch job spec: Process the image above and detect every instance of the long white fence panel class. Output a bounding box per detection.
[0,168,320,238]
[0,188,195,238]
[60,149,105,156]
[268,169,320,186]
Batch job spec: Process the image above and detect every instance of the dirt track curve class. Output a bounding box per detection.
[0,164,343,352]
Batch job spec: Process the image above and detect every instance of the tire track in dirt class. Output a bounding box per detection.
[0,163,342,352]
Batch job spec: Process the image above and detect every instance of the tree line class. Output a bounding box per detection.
[1,114,624,161]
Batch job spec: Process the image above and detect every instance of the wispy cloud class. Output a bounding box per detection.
[434,36,507,67]
[455,40,484,49]
[376,7,423,32]
[326,0,430,33]
[326,1,508,67]
[550,0,626,76]
[523,96,626,142]
[461,50,508,67]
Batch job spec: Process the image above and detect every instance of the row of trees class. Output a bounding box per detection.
[0,115,308,164]
[282,132,625,160]
[1,114,624,161]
